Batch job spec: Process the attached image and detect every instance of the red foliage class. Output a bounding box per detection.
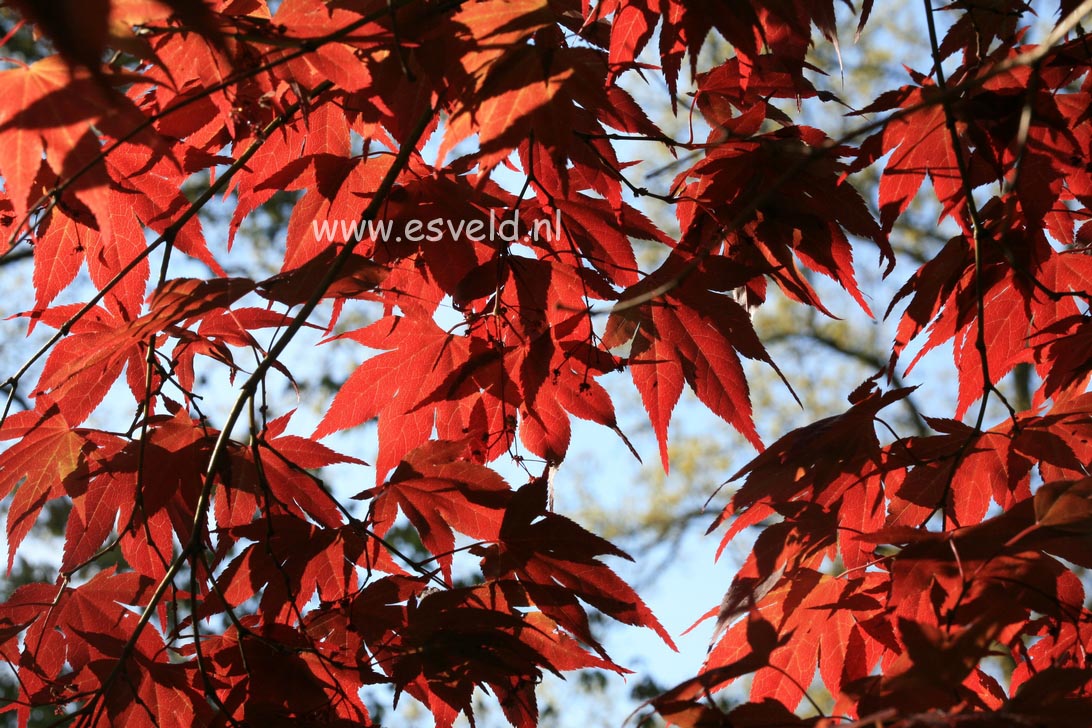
[0,0,1091,726]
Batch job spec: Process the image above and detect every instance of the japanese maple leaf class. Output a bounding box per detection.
[28,307,133,425]
[0,56,155,240]
[937,0,1026,62]
[355,440,510,583]
[851,618,1003,714]
[200,621,371,724]
[723,385,912,519]
[455,256,625,464]
[315,314,476,482]
[605,271,772,470]
[0,406,92,571]
[257,247,388,308]
[273,0,386,92]
[95,421,206,583]
[480,477,676,653]
[221,410,369,531]
[552,193,670,288]
[441,45,576,173]
[890,218,1064,418]
[31,278,254,424]
[592,0,828,100]
[654,617,781,723]
[15,567,162,694]
[105,144,223,275]
[438,0,558,170]
[747,573,883,711]
[853,72,994,232]
[32,207,90,314]
[7,0,113,80]
[678,127,891,315]
[382,586,559,728]
[211,515,375,623]
[61,430,131,573]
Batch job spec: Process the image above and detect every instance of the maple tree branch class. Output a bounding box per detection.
[0,247,31,265]
[578,135,686,207]
[1018,0,1092,64]
[921,0,999,424]
[42,86,334,728]
[156,95,435,667]
[131,226,187,604]
[130,341,172,578]
[0,645,34,708]
[387,0,417,81]
[257,438,449,587]
[841,709,900,727]
[118,672,158,725]
[943,537,968,631]
[834,553,895,580]
[58,534,123,579]
[918,0,1024,530]
[188,551,241,726]
[196,93,434,495]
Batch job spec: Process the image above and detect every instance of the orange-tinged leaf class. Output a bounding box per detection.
[1034,477,1092,534]
[32,208,91,314]
[0,409,90,571]
[441,46,575,171]
[453,0,552,48]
